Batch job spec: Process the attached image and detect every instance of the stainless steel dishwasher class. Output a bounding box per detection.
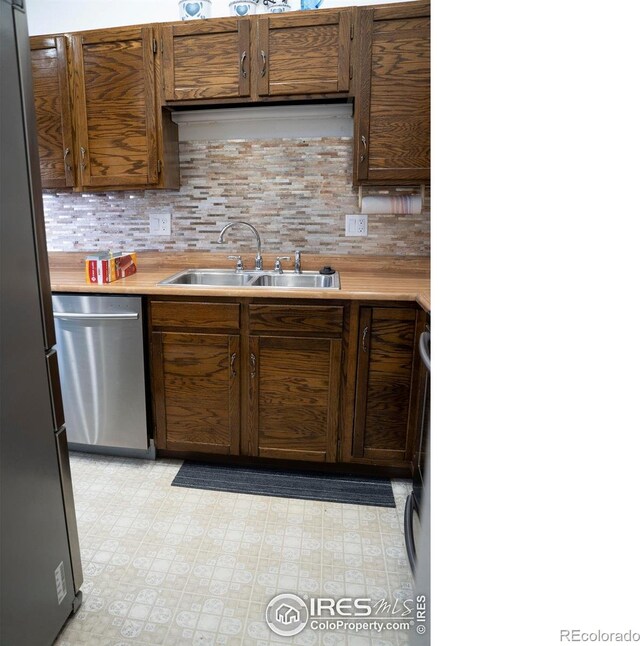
[52,294,154,458]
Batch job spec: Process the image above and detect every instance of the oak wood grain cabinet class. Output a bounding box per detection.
[150,301,241,455]
[353,0,430,184]
[68,26,178,189]
[150,300,344,462]
[245,305,343,463]
[161,18,251,102]
[30,36,75,188]
[255,9,352,98]
[349,305,422,467]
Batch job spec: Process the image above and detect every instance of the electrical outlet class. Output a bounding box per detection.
[149,213,171,236]
[345,214,368,237]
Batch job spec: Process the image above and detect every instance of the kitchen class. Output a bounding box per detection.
[0,0,429,644]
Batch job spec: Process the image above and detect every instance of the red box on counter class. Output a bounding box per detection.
[115,253,137,279]
[85,252,137,284]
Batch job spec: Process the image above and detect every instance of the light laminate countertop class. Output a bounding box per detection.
[48,252,430,311]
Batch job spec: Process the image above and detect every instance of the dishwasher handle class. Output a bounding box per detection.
[53,311,139,321]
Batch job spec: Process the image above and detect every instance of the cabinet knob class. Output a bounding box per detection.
[250,353,257,379]
[80,146,87,170]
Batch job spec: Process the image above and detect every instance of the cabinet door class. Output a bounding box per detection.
[30,36,75,188]
[354,1,430,183]
[152,332,240,455]
[247,336,342,462]
[256,10,351,97]
[353,307,418,464]
[161,19,251,101]
[70,26,158,188]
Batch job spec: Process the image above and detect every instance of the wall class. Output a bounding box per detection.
[26,0,415,36]
[42,136,430,256]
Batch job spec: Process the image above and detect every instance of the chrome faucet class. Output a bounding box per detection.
[274,256,290,274]
[294,250,302,274]
[217,222,263,270]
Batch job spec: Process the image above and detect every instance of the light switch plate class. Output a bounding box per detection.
[345,214,368,237]
[150,214,171,236]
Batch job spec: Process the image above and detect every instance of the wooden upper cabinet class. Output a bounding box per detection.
[161,19,251,101]
[352,306,420,466]
[69,26,158,188]
[354,0,430,184]
[30,36,75,188]
[256,9,351,97]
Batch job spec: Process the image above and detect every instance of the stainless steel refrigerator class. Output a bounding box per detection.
[1,1,83,643]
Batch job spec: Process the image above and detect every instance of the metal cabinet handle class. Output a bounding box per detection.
[63,147,72,171]
[260,50,267,77]
[240,50,247,79]
[362,326,369,353]
[250,353,257,378]
[359,135,367,163]
[230,352,237,378]
[80,146,86,170]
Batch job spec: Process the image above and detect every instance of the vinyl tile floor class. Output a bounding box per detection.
[54,453,416,646]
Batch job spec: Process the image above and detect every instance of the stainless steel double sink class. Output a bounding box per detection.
[158,269,340,290]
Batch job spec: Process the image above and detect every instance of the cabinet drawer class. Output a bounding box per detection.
[249,304,343,335]
[151,301,240,330]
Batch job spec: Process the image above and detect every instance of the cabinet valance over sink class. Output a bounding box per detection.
[170,103,353,140]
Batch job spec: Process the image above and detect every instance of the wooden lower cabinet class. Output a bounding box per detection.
[351,306,421,466]
[153,331,240,454]
[246,335,342,462]
[150,299,343,463]
[150,298,424,473]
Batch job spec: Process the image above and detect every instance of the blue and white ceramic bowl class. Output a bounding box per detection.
[229,0,258,17]
[269,1,291,13]
[179,0,212,20]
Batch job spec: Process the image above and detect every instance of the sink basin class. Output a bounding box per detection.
[158,269,258,286]
[158,269,340,290]
[251,273,340,289]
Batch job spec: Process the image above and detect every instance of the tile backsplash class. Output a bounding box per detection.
[42,138,430,256]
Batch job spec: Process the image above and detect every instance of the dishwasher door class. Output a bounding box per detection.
[52,294,151,456]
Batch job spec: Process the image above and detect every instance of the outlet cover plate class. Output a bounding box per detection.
[150,214,171,236]
[345,214,367,237]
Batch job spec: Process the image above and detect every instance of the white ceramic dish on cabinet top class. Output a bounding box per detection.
[178,0,212,20]
[229,0,258,17]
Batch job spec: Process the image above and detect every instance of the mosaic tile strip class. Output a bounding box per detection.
[42,138,430,256]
